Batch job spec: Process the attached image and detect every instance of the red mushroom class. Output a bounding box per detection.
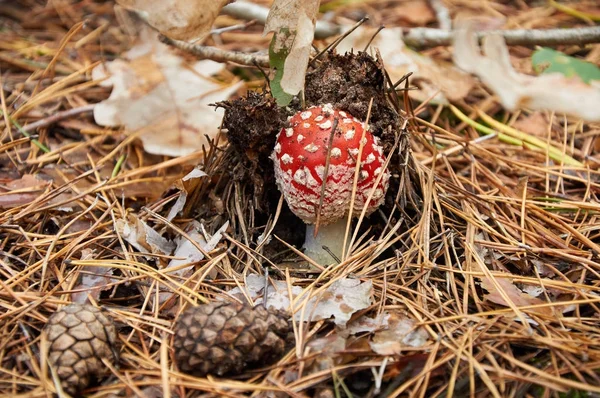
[271,104,390,264]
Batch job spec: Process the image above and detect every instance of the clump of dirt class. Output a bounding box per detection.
[304,51,399,139]
[219,91,290,159]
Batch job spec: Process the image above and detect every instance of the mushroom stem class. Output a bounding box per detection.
[303,220,348,265]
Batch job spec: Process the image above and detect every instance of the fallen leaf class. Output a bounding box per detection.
[395,0,436,26]
[116,0,232,42]
[453,22,600,122]
[228,274,372,326]
[0,173,77,210]
[265,0,319,100]
[298,278,372,326]
[369,313,429,355]
[115,214,175,257]
[512,112,550,138]
[479,275,552,316]
[93,30,243,157]
[72,249,116,304]
[305,334,347,371]
[532,47,600,84]
[156,220,228,305]
[166,166,207,221]
[0,174,50,208]
[337,27,475,103]
[164,220,228,277]
[347,313,390,335]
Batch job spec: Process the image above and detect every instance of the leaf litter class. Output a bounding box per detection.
[93,29,243,156]
[2,0,600,396]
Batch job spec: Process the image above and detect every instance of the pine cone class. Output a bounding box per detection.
[173,301,291,376]
[44,303,118,395]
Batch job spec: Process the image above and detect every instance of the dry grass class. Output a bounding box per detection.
[1,0,600,397]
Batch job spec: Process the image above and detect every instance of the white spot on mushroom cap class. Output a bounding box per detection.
[305,143,319,153]
[293,169,306,185]
[314,115,324,122]
[297,134,304,143]
[366,153,375,164]
[315,165,325,179]
[345,129,355,140]
[340,111,347,117]
[349,148,359,157]
[331,147,342,158]
[274,143,282,154]
[343,118,353,124]
[318,120,332,129]
[281,153,294,164]
[303,122,311,128]
[301,111,312,120]
[374,167,382,176]
[360,137,367,146]
[360,170,369,180]
[322,103,334,114]
[285,128,294,137]
[305,167,320,187]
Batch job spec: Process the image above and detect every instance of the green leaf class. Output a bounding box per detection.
[269,29,294,107]
[532,47,600,84]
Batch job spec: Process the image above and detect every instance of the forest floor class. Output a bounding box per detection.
[1,0,600,397]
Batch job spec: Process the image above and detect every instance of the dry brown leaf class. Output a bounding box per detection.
[72,249,116,304]
[0,173,78,210]
[166,167,207,221]
[229,274,372,326]
[116,0,232,42]
[93,30,242,157]
[512,112,550,138]
[453,22,600,122]
[337,27,475,103]
[0,174,49,208]
[115,214,175,257]
[479,275,552,316]
[396,0,436,26]
[265,0,319,95]
[164,220,228,277]
[369,313,429,355]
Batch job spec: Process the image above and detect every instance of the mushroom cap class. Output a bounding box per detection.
[271,104,390,225]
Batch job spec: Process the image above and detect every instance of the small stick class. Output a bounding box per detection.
[263,266,269,308]
[314,117,340,236]
[159,35,270,67]
[16,104,96,134]
[363,25,386,52]
[403,25,600,48]
[310,17,369,67]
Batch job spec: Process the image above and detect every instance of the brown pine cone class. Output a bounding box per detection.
[173,301,291,377]
[44,303,118,395]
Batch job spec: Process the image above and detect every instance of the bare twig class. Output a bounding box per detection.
[17,104,96,134]
[222,1,600,48]
[428,0,452,31]
[404,25,600,48]
[158,35,270,67]
[162,24,600,70]
[221,0,341,39]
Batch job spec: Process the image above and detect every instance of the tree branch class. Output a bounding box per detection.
[403,26,600,48]
[160,24,600,69]
[158,35,270,67]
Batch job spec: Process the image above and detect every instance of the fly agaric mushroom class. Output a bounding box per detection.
[271,104,390,264]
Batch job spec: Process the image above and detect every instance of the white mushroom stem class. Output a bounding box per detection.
[303,220,348,265]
